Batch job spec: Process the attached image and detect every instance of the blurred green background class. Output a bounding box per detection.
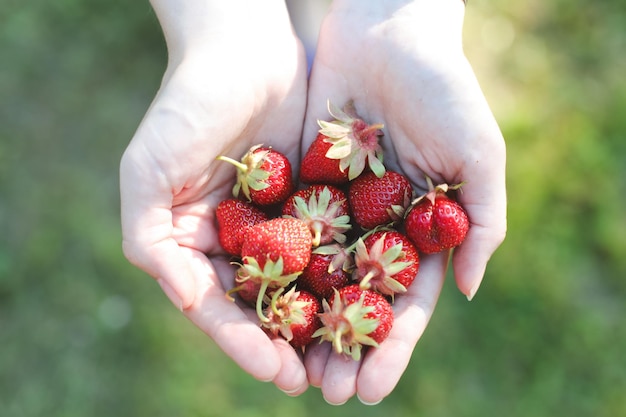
[2,0,625,416]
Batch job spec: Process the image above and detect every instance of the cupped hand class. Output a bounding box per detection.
[120,0,309,394]
[302,0,507,404]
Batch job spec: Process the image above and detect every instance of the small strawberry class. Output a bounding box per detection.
[313,284,394,361]
[348,170,413,230]
[237,217,313,322]
[353,230,420,297]
[217,144,294,206]
[215,199,269,256]
[404,179,469,254]
[262,287,322,349]
[281,185,352,247]
[299,244,352,300]
[225,276,261,307]
[299,100,385,185]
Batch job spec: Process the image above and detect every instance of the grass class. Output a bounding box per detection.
[1,0,625,416]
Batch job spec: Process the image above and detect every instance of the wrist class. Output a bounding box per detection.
[326,0,465,51]
[151,0,293,56]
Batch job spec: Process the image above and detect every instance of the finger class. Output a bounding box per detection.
[356,251,449,404]
[271,339,309,396]
[211,257,310,394]
[120,142,198,309]
[303,339,333,388]
[183,250,282,382]
[452,130,507,300]
[320,351,361,406]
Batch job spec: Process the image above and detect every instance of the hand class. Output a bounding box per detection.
[120,0,310,394]
[302,0,507,404]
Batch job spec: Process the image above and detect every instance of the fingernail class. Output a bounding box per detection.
[357,394,382,406]
[323,395,347,406]
[158,278,183,311]
[466,281,480,301]
[279,386,303,396]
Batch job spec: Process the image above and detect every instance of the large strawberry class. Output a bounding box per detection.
[298,244,352,300]
[215,198,269,256]
[218,145,294,206]
[404,180,469,254]
[236,217,313,321]
[281,184,352,247]
[313,284,394,361]
[299,100,385,184]
[348,170,413,230]
[353,230,420,297]
[262,287,322,349]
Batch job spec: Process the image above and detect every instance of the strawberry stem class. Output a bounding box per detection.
[216,155,248,172]
[225,285,244,302]
[311,222,323,247]
[358,270,376,290]
[361,123,385,138]
[270,287,285,316]
[256,279,272,323]
[425,175,435,192]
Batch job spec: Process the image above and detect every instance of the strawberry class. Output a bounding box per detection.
[299,244,352,300]
[313,284,394,361]
[262,287,322,349]
[404,179,469,254]
[353,230,420,297]
[281,185,352,247]
[217,145,294,206]
[226,277,261,307]
[215,199,269,256]
[237,217,313,322]
[299,100,385,184]
[348,170,413,230]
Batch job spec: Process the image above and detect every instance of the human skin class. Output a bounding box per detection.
[302,0,507,405]
[120,0,310,394]
[120,0,506,405]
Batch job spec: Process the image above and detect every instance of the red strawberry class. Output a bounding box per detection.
[225,277,261,307]
[237,217,313,322]
[404,180,469,254]
[353,230,420,297]
[299,100,385,184]
[281,185,352,247]
[218,145,294,206]
[313,284,394,361]
[262,287,322,349]
[299,244,352,300]
[348,170,413,230]
[215,199,269,256]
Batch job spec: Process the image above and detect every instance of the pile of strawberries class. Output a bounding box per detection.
[216,101,469,361]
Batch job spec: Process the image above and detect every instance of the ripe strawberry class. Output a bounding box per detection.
[299,244,352,300]
[404,180,469,254]
[237,217,313,322]
[348,170,413,230]
[353,230,420,297]
[215,199,269,256]
[262,287,322,349]
[313,284,394,361]
[281,184,352,247]
[299,100,385,184]
[226,276,261,307]
[217,145,294,206]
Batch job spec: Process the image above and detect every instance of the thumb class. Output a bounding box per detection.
[451,150,507,300]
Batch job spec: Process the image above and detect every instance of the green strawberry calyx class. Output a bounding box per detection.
[313,289,380,361]
[318,100,385,181]
[236,255,302,323]
[217,144,272,202]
